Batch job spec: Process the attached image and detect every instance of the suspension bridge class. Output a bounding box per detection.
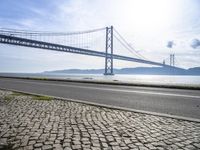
[0,26,179,75]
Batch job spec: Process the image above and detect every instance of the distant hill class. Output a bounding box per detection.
[187,67,200,75]
[43,67,200,75]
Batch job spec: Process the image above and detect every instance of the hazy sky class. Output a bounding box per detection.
[0,0,200,73]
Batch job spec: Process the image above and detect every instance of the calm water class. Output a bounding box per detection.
[1,73,200,86]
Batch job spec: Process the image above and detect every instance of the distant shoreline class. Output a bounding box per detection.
[43,66,200,76]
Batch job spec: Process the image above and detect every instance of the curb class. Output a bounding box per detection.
[1,87,200,123]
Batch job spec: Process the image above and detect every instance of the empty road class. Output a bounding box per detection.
[0,77,200,119]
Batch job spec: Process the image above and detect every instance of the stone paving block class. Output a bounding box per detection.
[72,144,82,149]
[42,144,53,150]
[34,143,43,148]
[25,145,34,150]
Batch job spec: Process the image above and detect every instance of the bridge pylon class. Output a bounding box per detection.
[104,26,114,75]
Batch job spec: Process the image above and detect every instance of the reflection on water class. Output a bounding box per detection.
[1,73,200,86]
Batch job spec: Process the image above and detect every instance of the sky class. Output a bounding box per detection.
[0,0,200,73]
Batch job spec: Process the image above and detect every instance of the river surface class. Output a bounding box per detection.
[0,73,200,86]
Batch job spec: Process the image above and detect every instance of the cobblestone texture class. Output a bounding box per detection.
[0,90,200,150]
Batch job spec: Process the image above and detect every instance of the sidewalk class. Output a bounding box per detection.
[0,90,200,150]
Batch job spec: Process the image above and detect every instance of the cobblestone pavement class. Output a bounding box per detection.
[0,90,200,150]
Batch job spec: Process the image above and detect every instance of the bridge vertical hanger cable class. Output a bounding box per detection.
[113,35,142,58]
[113,28,147,60]
[0,27,106,47]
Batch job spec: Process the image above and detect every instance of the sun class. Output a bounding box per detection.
[121,0,176,34]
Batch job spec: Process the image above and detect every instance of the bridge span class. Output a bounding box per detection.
[0,26,182,74]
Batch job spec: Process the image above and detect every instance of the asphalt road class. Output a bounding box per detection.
[0,77,200,119]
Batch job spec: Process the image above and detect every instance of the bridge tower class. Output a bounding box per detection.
[170,54,175,66]
[104,26,114,75]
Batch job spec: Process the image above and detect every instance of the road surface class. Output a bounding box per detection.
[0,77,200,119]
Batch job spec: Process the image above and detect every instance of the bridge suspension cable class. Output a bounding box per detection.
[0,27,107,52]
[113,28,147,60]
[0,27,106,36]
